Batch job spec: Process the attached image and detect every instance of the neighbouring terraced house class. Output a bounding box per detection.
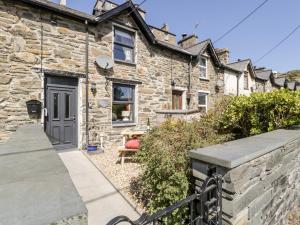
[0,0,294,150]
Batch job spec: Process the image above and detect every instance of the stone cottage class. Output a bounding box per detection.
[254,68,275,92]
[0,0,230,149]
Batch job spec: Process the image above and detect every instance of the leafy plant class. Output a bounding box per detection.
[221,89,300,137]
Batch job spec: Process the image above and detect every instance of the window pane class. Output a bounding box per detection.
[115,29,134,47]
[114,44,134,62]
[113,84,134,102]
[112,103,134,122]
[198,92,207,105]
[200,57,206,67]
[200,67,207,78]
[65,94,70,119]
[53,93,59,119]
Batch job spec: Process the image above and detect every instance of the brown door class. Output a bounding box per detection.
[172,90,183,110]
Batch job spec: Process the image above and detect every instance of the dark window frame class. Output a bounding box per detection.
[112,83,136,124]
[113,26,136,64]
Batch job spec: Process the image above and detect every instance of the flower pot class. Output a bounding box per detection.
[87,145,97,152]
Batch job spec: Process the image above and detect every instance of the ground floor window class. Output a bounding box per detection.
[198,91,209,113]
[112,83,135,124]
[172,90,183,110]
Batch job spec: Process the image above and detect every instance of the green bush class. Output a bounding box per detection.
[221,89,300,137]
[133,98,233,223]
[132,90,300,223]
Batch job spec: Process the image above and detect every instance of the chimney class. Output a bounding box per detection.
[178,34,198,49]
[215,48,230,64]
[60,0,66,6]
[161,23,169,32]
[93,0,118,16]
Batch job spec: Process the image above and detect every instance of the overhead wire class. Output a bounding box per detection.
[213,0,271,44]
[254,25,300,64]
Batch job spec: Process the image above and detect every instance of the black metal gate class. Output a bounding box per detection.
[107,174,223,225]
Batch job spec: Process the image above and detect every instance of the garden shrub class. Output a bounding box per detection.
[133,97,233,223]
[132,90,299,223]
[221,89,300,137]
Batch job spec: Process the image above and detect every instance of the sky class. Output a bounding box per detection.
[52,0,300,72]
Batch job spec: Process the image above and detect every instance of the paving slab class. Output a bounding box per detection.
[58,150,140,225]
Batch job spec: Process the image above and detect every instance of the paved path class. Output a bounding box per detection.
[58,150,140,225]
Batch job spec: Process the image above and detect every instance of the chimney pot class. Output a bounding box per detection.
[60,0,66,6]
[182,33,187,39]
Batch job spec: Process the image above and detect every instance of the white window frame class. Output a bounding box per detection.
[198,90,210,113]
[112,23,137,64]
[199,57,208,79]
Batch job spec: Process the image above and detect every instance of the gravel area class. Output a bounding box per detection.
[286,206,300,225]
[84,148,144,213]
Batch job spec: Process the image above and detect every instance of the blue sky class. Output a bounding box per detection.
[53,0,300,72]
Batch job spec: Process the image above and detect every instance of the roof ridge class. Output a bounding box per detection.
[227,58,251,65]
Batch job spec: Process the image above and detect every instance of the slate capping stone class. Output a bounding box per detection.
[189,128,300,169]
[0,124,87,225]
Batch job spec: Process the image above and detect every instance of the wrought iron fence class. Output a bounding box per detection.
[107,174,223,225]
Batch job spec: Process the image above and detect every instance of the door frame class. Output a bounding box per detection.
[44,75,79,149]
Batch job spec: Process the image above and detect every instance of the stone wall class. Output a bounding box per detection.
[0,0,220,148]
[190,128,300,225]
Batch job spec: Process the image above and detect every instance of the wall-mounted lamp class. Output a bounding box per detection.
[171,78,181,87]
[91,82,97,94]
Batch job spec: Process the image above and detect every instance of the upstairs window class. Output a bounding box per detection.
[244,73,249,90]
[199,57,207,79]
[114,27,135,63]
[198,91,208,113]
[112,84,135,124]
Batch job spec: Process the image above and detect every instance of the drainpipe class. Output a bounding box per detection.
[85,20,89,147]
[188,55,192,109]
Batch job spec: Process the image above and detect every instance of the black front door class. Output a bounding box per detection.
[45,76,78,149]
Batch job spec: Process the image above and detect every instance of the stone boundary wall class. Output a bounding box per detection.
[189,128,300,225]
[155,109,201,124]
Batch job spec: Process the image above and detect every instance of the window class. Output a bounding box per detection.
[65,94,70,119]
[53,93,59,119]
[198,92,208,113]
[244,73,249,89]
[199,57,207,79]
[112,84,135,124]
[172,90,183,110]
[113,27,135,63]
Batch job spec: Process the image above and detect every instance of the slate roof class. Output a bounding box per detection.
[287,81,296,90]
[255,70,272,81]
[274,78,286,87]
[185,39,210,55]
[226,59,251,72]
[19,0,96,21]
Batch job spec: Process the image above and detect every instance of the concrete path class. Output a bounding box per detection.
[58,150,140,225]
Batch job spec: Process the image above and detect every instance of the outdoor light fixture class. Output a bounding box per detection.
[91,82,97,94]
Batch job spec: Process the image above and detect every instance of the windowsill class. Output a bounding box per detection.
[115,59,136,66]
[112,123,137,128]
[199,78,209,81]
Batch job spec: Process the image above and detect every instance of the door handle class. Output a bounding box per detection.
[72,115,76,121]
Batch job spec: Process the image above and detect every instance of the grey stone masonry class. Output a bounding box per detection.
[0,124,87,225]
[189,127,300,225]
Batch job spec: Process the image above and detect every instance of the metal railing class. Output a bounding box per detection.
[107,174,223,225]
